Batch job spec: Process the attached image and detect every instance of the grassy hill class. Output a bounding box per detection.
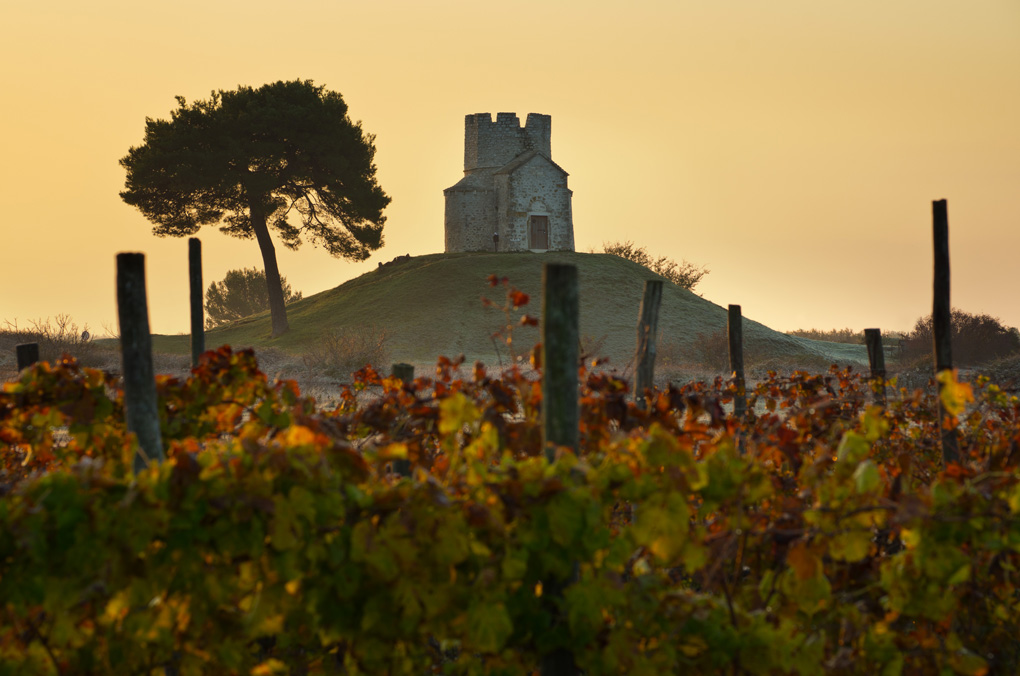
[153,251,867,371]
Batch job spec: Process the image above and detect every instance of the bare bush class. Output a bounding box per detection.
[0,315,102,368]
[300,327,388,379]
[690,328,731,372]
[580,334,608,364]
[600,241,709,292]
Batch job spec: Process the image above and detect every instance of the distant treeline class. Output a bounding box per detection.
[785,328,903,345]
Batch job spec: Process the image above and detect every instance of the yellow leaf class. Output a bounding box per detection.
[439,392,479,435]
[1009,484,1020,514]
[281,425,317,447]
[253,613,285,636]
[937,370,974,416]
[101,591,130,628]
[251,659,288,675]
[379,442,408,460]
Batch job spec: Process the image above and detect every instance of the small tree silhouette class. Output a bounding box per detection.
[205,267,302,328]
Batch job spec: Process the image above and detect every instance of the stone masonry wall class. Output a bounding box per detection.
[464,113,552,171]
[444,186,497,252]
[500,159,573,251]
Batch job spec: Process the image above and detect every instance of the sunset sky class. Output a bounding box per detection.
[2,0,1018,340]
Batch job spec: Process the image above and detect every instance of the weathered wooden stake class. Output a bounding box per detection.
[932,199,960,464]
[634,280,663,408]
[117,253,165,473]
[16,343,39,370]
[189,238,204,368]
[864,328,887,405]
[540,263,580,676]
[728,305,747,420]
[541,263,579,462]
[390,363,414,477]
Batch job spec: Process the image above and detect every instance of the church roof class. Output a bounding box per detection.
[444,167,497,192]
[493,150,569,177]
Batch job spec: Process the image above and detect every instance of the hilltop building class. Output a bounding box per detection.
[444,113,574,253]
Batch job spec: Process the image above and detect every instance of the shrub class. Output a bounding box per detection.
[300,326,388,378]
[691,328,732,372]
[205,267,302,328]
[601,240,708,292]
[0,315,99,367]
[900,309,1020,367]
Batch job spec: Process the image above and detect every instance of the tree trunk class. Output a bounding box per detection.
[249,201,290,337]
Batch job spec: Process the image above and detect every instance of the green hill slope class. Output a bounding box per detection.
[161,251,866,368]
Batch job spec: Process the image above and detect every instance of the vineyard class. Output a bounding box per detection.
[1,338,1018,675]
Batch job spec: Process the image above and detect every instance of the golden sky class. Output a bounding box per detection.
[2,0,1018,339]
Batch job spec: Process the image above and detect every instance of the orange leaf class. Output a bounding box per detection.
[787,541,821,580]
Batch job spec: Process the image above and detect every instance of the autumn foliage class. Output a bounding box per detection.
[1,341,1019,674]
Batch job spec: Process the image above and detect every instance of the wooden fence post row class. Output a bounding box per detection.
[634,280,663,408]
[931,199,960,464]
[116,252,165,473]
[189,238,204,368]
[727,304,747,420]
[16,343,39,370]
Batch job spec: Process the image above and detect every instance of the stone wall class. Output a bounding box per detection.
[444,182,497,252]
[496,159,573,251]
[464,113,551,171]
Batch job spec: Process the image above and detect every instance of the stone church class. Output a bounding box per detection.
[444,113,575,253]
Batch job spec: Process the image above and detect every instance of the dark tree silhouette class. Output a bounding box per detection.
[601,240,708,292]
[205,267,302,329]
[901,309,1020,367]
[120,80,390,337]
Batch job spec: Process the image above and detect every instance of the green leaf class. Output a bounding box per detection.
[269,495,299,551]
[853,460,882,494]
[829,530,872,562]
[837,432,870,465]
[632,490,689,563]
[547,493,585,545]
[466,600,513,653]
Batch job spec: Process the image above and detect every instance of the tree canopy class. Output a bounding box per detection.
[205,267,302,329]
[120,79,390,336]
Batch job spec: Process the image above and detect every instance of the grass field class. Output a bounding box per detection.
[130,251,870,369]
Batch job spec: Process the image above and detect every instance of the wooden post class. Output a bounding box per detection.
[932,199,960,464]
[189,238,204,368]
[634,280,663,408]
[542,263,579,462]
[864,328,886,405]
[540,263,580,676]
[117,253,165,473]
[727,305,747,420]
[391,362,414,383]
[16,343,39,370]
[390,363,414,477]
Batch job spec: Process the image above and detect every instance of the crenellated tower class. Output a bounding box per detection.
[463,113,552,172]
[445,112,573,253]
